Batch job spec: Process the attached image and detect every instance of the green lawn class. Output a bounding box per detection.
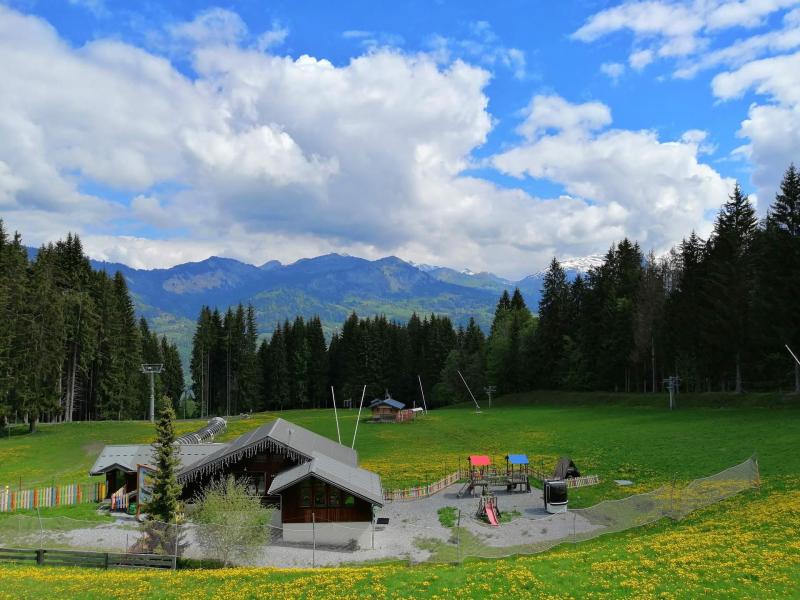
[1,392,798,598]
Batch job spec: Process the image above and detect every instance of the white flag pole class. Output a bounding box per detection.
[331,386,341,444]
[352,385,367,449]
[417,375,428,414]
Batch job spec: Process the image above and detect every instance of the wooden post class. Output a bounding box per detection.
[36,549,44,566]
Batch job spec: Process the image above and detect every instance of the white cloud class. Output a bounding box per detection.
[493,95,734,252]
[712,51,800,204]
[600,61,625,82]
[257,21,289,51]
[517,95,611,141]
[426,21,526,80]
[168,8,247,46]
[574,0,800,73]
[0,6,738,278]
[629,48,655,70]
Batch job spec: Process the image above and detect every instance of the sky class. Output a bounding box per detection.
[1,0,799,278]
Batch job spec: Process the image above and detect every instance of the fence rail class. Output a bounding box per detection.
[383,469,464,501]
[0,482,106,513]
[383,468,601,501]
[0,547,176,570]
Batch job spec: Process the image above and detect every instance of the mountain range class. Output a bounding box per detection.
[29,247,600,368]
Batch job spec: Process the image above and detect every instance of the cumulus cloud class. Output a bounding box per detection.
[573,0,800,74]
[712,51,800,204]
[493,95,735,251]
[0,6,737,277]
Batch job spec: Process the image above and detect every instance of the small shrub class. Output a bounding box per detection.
[192,475,272,566]
[437,506,458,528]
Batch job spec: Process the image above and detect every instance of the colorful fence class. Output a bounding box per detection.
[110,486,128,511]
[0,482,106,513]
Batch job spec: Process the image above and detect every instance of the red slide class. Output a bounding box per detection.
[486,505,500,527]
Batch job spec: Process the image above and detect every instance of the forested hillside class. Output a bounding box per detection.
[185,165,800,414]
[0,230,183,429]
[2,165,798,423]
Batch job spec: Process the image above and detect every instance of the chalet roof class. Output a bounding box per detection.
[268,451,383,506]
[89,443,225,476]
[369,398,405,410]
[177,418,358,483]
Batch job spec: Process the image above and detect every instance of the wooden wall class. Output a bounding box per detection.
[280,476,373,523]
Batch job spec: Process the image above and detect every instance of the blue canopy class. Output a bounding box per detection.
[506,454,529,465]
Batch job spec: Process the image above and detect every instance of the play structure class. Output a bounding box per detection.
[553,456,580,479]
[506,454,532,492]
[458,453,532,497]
[543,479,568,513]
[477,492,501,526]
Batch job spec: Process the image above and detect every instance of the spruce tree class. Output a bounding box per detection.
[148,398,181,523]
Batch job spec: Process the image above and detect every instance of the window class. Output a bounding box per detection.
[299,481,312,508]
[313,481,327,508]
[329,487,341,508]
[344,494,355,507]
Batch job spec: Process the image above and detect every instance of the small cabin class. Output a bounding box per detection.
[369,393,413,423]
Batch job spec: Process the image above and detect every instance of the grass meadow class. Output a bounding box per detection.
[1,391,798,598]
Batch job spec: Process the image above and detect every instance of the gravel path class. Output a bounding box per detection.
[24,484,602,567]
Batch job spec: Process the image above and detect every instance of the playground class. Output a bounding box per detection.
[0,393,798,597]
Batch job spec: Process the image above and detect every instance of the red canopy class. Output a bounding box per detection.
[469,455,491,466]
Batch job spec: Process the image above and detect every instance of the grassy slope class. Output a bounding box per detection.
[1,391,799,598]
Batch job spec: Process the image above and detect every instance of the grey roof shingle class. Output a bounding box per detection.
[176,418,358,482]
[89,443,226,475]
[268,451,383,506]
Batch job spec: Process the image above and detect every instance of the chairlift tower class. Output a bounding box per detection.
[141,364,164,423]
[484,385,497,410]
[662,375,681,411]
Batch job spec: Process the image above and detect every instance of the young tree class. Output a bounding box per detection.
[192,475,271,566]
[147,398,181,523]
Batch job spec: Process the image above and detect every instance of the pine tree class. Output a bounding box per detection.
[306,316,329,408]
[147,397,181,523]
[768,163,800,236]
[707,183,758,393]
[533,258,570,388]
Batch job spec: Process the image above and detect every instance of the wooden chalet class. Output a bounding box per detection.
[90,418,383,547]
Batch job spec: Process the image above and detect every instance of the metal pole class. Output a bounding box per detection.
[352,385,366,449]
[417,375,428,414]
[456,509,461,563]
[331,387,341,444]
[457,370,481,411]
[312,512,316,568]
[786,344,800,366]
[149,372,155,423]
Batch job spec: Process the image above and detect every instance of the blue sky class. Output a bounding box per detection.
[1,1,799,276]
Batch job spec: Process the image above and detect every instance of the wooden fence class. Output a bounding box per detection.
[383,468,600,501]
[0,482,106,513]
[383,469,463,501]
[530,470,601,488]
[0,547,176,570]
